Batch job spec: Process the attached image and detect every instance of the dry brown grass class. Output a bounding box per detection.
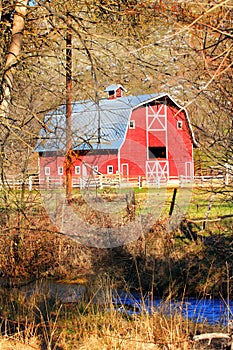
[0,277,218,350]
[72,313,191,350]
[0,336,41,350]
[0,310,193,350]
[54,298,193,350]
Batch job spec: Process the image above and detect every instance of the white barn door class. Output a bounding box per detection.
[146,102,169,183]
[146,160,169,182]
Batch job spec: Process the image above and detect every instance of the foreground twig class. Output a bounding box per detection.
[193,332,232,348]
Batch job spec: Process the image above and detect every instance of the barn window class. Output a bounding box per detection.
[149,147,166,159]
[177,121,183,129]
[93,166,99,174]
[107,165,113,174]
[108,90,114,99]
[129,120,135,129]
[75,166,80,175]
[44,167,50,176]
[58,166,63,175]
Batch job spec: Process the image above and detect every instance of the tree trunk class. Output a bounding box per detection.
[0,0,2,22]
[65,13,73,202]
[0,0,28,118]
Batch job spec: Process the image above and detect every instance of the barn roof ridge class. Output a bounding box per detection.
[104,84,127,92]
[49,93,161,111]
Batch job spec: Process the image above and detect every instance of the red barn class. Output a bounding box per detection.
[35,84,196,186]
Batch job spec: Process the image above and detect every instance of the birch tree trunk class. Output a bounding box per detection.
[0,0,28,118]
[0,1,2,22]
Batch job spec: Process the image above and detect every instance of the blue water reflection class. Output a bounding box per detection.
[113,291,233,325]
[8,278,232,326]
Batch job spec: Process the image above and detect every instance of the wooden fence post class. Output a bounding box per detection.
[179,175,183,187]
[28,176,32,191]
[45,176,50,190]
[169,188,177,217]
[138,176,142,189]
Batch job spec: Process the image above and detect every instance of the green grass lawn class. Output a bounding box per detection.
[186,189,233,220]
[1,185,233,235]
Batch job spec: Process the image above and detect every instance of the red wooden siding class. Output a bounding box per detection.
[120,106,147,177]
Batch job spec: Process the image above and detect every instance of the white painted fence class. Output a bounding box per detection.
[0,173,232,191]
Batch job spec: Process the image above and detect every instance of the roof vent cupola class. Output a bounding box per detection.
[104,84,127,100]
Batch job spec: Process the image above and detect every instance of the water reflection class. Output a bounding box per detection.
[113,291,233,325]
[1,279,232,325]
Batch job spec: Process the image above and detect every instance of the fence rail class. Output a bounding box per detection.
[0,173,232,191]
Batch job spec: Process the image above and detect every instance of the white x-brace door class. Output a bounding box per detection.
[146,160,169,181]
[147,104,166,131]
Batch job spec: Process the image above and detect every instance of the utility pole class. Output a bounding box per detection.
[65,12,72,202]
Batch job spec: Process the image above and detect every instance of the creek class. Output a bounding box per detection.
[16,279,233,326]
[1,279,232,325]
[114,291,233,325]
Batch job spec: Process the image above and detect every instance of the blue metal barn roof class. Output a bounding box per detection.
[35,93,161,153]
[35,92,198,153]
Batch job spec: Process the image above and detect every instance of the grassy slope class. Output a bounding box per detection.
[0,185,232,299]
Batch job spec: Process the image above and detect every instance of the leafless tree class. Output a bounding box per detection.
[0,0,232,276]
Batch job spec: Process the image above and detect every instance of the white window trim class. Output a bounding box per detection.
[177,121,183,130]
[129,120,135,129]
[107,165,113,174]
[58,166,63,175]
[93,166,99,174]
[121,163,129,176]
[75,165,80,175]
[44,167,50,176]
